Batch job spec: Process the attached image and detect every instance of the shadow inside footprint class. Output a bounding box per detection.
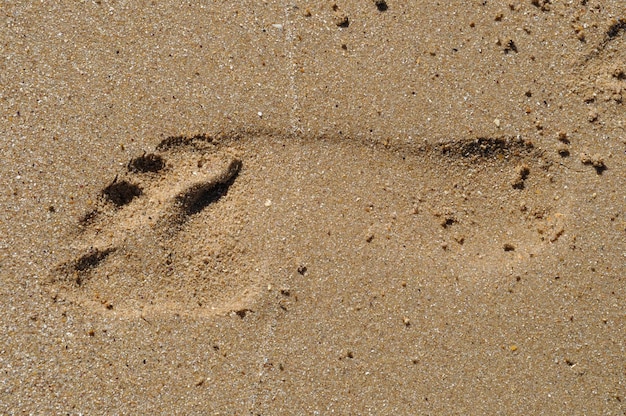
[53,247,117,286]
[74,247,116,273]
[102,179,142,207]
[128,153,166,173]
[604,18,626,44]
[176,158,242,216]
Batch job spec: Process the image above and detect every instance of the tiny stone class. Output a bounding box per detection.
[512,163,530,189]
[335,15,349,27]
[557,145,570,157]
[588,110,598,122]
[374,0,388,11]
[332,6,350,28]
[503,39,518,53]
[516,164,530,179]
[580,152,607,174]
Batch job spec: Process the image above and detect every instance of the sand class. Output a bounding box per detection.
[1,1,624,414]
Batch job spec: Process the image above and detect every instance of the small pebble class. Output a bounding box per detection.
[374,0,388,12]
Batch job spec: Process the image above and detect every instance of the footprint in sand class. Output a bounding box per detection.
[47,132,571,318]
[47,135,252,317]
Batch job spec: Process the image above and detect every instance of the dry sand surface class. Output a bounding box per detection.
[1,1,625,414]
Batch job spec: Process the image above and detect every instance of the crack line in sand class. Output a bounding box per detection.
[283,4,301,135]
